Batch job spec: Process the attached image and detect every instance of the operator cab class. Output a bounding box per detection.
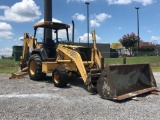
[33,21,70,43]
[33,21,70,58]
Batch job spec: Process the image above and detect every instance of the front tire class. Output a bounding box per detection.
[28,54,46,80]
[52,67,69,87]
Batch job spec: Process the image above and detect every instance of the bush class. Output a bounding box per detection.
[119,32,139,56]
[139,43,156,56]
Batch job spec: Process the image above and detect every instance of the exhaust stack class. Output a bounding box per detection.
[44,0,52,43]
[72,20,75,44]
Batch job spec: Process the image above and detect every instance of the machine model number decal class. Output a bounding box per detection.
[70,52,76,58]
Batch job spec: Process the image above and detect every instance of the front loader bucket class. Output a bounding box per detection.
[97,64,157,100]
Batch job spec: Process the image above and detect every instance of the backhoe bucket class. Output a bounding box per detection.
[97,64,157,100]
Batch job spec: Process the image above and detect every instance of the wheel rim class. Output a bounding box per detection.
[30,60,36,75]
[54,71,60,84]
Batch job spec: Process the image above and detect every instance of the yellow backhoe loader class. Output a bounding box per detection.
[10,21,157,100]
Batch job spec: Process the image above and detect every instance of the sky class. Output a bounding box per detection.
[0,0,160,56]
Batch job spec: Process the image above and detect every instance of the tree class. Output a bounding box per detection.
[119,32,139,56]
[1,55,5,59]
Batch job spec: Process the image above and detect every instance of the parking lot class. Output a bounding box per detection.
[0,73,160,120]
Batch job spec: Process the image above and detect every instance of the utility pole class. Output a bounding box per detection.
[85,2,90,48]
[79,37,81,43]
[135,7,140,55]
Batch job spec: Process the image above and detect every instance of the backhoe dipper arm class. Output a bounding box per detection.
[91,30,102,68]
[20,33,35,70]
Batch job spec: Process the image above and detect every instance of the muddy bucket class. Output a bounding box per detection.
[97,64,157,100]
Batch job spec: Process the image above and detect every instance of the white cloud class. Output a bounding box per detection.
[90,20,100,27]
[0,22,13,39]
[0,5,10,9]
[67,0,155,5]
[0,0,41,22]
[134,0,155,6]
[0,48,12,56]
[53,23,74,40]
[94,13,112,22]
[106,0,155,6]
[67,0,95,3]
[19,36,24,41]
[0,31,13,39]
[79,33,101,42]
[107,0,132,5]
[52,18,62,23]
[72,13,111,27]
[151,36,160,41]
[116,27,122,30]
[90,13,111,27]
[147,29,152,33]
[72,13,86,21]
[0,22,12,31]
[37,18,62,24]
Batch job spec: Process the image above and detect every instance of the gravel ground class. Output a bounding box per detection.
[0,73,160,120]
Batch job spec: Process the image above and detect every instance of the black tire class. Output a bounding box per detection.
[52,67,69,87]
[28,54,46,80]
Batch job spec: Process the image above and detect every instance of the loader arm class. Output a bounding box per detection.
[57,45,90,83]
[53,30,103,92]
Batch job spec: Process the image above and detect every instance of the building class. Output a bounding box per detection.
[74,43,110,58]
[111,42,131,56]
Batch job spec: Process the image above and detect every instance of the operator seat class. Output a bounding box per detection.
[45,38,56,59]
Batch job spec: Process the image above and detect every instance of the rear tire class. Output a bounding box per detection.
[28,54,46,80]
[52,67,69,87]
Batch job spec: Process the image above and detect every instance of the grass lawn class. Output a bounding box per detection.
[105,56,160,72]
[0,59,19,74]
[0,56,160,74]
